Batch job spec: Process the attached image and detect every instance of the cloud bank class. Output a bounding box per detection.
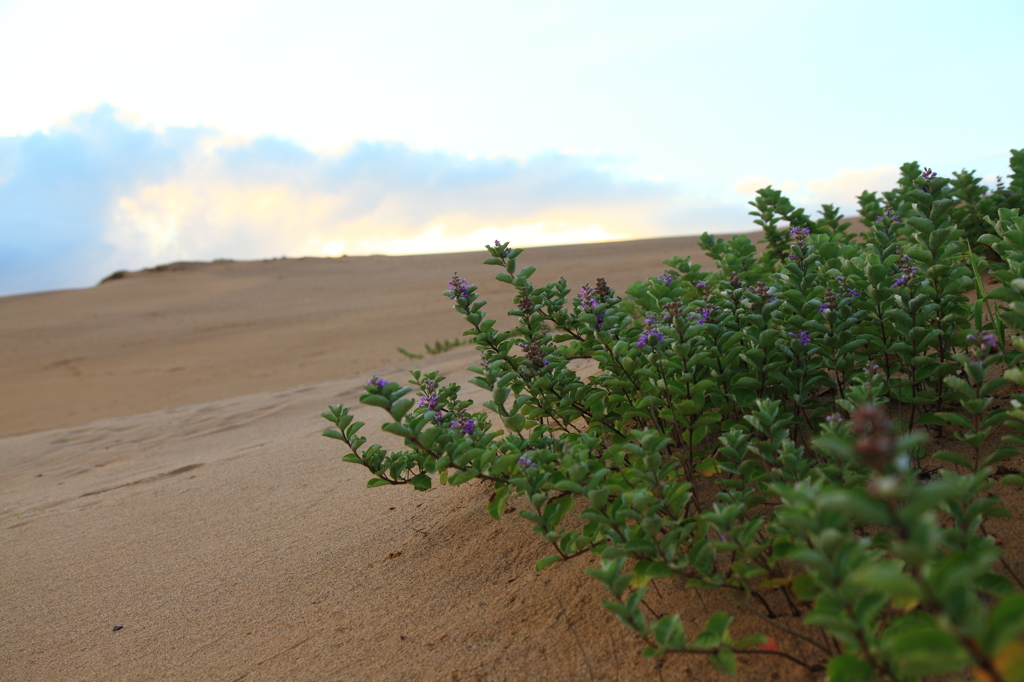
[2,105,905,297]
[1,106,762,296]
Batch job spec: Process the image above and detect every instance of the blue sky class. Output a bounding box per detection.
[1,0,1022,295]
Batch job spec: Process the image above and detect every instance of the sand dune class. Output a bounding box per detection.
[2,233,815,681]
[0,235,741,439]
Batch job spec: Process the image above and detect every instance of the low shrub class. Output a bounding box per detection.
[323,151,1024,681]
[99,269,128,284]
[397,338,468,359]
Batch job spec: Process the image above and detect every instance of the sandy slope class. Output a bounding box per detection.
[0,235,741,439]
[0,232,824,682]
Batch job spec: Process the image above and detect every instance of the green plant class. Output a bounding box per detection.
[99,269,128,284]
[323,155,1024,681]
[397,338,468,359]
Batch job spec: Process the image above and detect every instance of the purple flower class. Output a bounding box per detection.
[658,272,674,285]
[449,412,476,435]
[366,376,388,389]
[578,284,598,311]
[696,280,708,290]
[825,413,844,424]
[518,456,536,469]
[788,226,811,256]
[577,283,605,329]
[883,207,902,223]
[447,273,471,299]
[894,254,917,287]
[690,304,718,325]
[494,240,511,257]
[637,329,665,348]
[788,331,811,346]
[637,311,666,347]
[822,279,860,310]
[967,332,999,352]
[417,378,445,420]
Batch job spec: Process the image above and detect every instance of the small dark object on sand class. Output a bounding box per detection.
[113,626,123,631]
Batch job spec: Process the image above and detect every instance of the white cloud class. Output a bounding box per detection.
[0,106,753,295]
[804,166,900,212]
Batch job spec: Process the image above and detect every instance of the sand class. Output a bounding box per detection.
[0,233,819,681]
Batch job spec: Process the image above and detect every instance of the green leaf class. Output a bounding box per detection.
[708,649,736,675]
[838,338,867,356]
[409,473,432,491]
[322,429,346,441]
[360,394,392,410]
[982,446,1019,467]
[934,412,972,429]
[448,468,479,485]
[535,554,562,572]
[487,484,513,520]
[733,633,768,651]
[826,655,874,682]
[986,594,1024,653]
[652,614,688,650]
[792,572,820,601]
[366,478,390,488]
[489,453,520,477]
[389,397,415,421]
[381,422,415,438]
[977,573,1017,598]
[849,560,921,599]
[882,617,970,676]
[984,504,1013,518]
[933,450,973,469]
[692,612,732,649]
[543,494,575,527]
[468,376,493,390]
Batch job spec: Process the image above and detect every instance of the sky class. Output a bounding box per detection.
[1,0,1022,296]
